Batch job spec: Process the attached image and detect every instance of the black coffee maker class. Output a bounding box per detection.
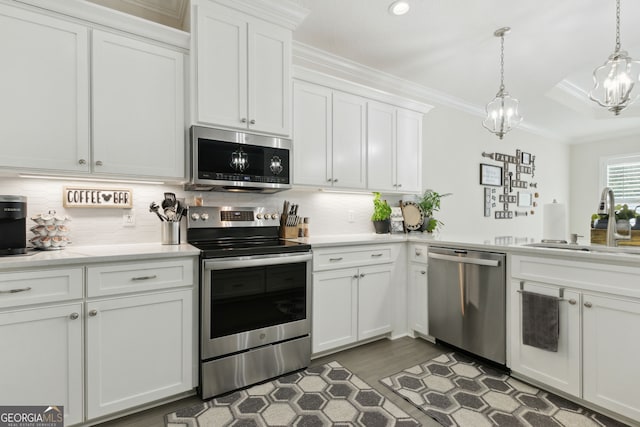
[0,195,27,255]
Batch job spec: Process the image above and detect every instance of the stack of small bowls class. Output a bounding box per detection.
[30,213,71,250]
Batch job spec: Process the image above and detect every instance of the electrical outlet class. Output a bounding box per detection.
[123,210,135,227]
[347,210,355,223]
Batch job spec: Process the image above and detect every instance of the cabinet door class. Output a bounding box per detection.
[508,280,581,396]
[396,108,423,193]
[367,101,396,191]
[248,19,291,135]
[194,2,247,129]
[86,290,193,418]
[332,91,367,189]
[583,293,640,420]
[409,262,429,336]
[92,30,184,178]
[358,264,393,340]
[0,4,90,172]
[312,268,358,353]
[0,304,83,425]
[293,81,332,186]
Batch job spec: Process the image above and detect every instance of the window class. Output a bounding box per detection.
[602,154,640,208]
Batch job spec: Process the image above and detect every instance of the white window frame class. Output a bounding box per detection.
[599,153,640,208]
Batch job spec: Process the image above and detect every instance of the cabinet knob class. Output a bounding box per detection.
[584,302,593,308]
[415,249,422,256]
[421,270,426,275]
[78,159,87,165]
[397,183,402,188]
[333,179,339,183]
[89,309,98,317]
[327,178,333,183]
[353,274,359,279]
[250,119,256,124]
[69,312,79,320]
[568,299,577,305]
[95,160,103,166]
[359,273,365,278]
[241,118,247,123]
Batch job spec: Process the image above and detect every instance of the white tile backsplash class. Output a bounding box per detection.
[1,178,388,246]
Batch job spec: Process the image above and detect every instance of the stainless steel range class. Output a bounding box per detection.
[187,206,312,399]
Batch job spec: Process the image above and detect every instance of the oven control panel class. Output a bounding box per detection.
[187,206,279,228]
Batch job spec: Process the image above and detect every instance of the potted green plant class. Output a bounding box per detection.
[371,192,392,234]
[418,189,451,233]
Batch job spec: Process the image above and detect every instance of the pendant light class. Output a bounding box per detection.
[482,27,522,140]
[588,0,640,115]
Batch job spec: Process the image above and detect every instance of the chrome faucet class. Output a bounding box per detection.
[598,187,631,246]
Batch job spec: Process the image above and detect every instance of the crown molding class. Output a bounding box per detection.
[198,0,309,30]
[293,41,566,142]
[11,0,189,48]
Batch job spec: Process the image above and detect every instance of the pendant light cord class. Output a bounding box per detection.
[500,34,505,92]
[615,0,621,53]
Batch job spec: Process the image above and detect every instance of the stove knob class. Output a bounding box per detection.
[200,213,209,221]
[191,213,200,221]
[271,214,279,221]
[256,213,263,220]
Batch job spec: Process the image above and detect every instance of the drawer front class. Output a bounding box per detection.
[0,268,83,308]
[87,258,194,297]
[313,246,392,271]
[410,244,428,263]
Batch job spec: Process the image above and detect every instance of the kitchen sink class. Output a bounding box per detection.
[524,242,640,255]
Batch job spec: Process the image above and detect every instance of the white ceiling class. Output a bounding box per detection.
[293,0,640,143]
[90,0,640,144]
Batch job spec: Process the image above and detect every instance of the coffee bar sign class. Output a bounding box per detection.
[63,187,132,208]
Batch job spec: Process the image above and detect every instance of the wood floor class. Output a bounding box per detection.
[96,336,446,427]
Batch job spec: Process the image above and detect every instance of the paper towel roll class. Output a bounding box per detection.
[543,200,567,242]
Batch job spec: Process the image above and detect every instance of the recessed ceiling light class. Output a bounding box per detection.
[388,0,410,16]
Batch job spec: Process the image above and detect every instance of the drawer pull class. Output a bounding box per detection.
[131,275,157,281]
[329,257,343,262]
[371,253,384,257]
[0,287,32,294]
[89,310,98,317]
[69,312,79,320]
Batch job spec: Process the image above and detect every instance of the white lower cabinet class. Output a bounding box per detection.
[0,303,83,425]
[408,263,429,336]
[509,280,581,396]
[312,245,394,354]
[86,289,193,418]
[0,256,196,426]
[510,254,640,422]
[583,293,640,420]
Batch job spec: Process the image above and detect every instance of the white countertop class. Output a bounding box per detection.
[294,232,640,265]
[0,243,200,269]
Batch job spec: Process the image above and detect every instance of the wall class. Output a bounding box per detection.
[422,105,570,241]
[569,135,640,240]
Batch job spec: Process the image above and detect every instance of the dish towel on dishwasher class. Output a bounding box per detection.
[521,290,559,352]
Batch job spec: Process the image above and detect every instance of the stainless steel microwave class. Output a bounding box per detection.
[186,126,292,193]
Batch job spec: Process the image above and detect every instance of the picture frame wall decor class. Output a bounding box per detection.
[480,163,503,186]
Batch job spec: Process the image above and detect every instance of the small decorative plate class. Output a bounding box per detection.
[401,201,425,231]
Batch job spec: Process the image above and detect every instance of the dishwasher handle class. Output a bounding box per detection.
[428,252,501,267]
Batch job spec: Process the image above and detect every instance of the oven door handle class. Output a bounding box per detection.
[204,252,312,270]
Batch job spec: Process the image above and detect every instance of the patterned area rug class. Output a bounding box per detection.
[166,361,420,426]
[380,352,628,427]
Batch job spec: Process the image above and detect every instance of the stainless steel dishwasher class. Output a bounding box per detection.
[427,246,506,365]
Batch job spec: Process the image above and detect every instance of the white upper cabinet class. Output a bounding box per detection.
[367,101,423,193]
[0,4,90,172]
[332,91,367,189]
[92,30,184,178]
[293,81,332,186]
[0,3,186,180]
[194,1,291,136]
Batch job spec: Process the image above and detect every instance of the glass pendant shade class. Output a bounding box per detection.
[589,0,640,115]
[483,27,522,140]
[589,51,640,115]
[483,90,523,140]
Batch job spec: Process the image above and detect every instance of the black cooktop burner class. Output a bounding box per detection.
[193,238,311,258]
